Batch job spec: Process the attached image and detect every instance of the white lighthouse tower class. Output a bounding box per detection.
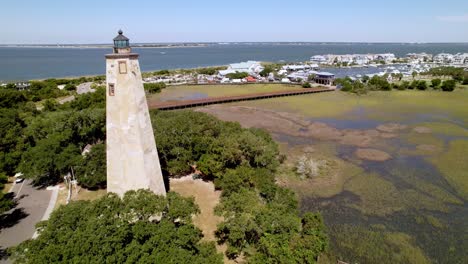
[105,30,166,197]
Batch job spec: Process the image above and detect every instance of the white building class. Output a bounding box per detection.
[310,55,328,64]
[434,53,454,64]
[218,61,264,76]
[453,53,468,65]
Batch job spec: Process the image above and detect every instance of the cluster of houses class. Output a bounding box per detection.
[144,61,335,86]
[433,53,468,65]
[310,53,396,66]
[309,52,468,67]
[216,61,335,85]
[0,82,30,90]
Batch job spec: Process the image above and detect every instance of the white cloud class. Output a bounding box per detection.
[436,14,468,22]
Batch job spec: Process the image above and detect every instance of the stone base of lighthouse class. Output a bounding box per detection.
[105,53,166,197]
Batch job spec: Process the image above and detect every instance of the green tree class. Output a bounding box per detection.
[259,66,274,77]
[441,80,456,92]
[462,77,468,85]
[75,143,106,189]
[9,190,223,263]
[0,108,25,174]
[226,72,249,79]
[412,71,418,79]
[19,109,105,184]
[416,80,428,90]
[431,78,442,88]
[42,99,58,112]
[197,67,218,75]
[64,83,76,91]
[0,172,13,213]
[144,82,166,94]
[409,80,418,90]
[398,81,410,90]
[152,111,279,177]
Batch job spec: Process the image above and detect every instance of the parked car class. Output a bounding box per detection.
[15,177,24,183]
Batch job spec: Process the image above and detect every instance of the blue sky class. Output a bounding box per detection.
[1,0,468,44]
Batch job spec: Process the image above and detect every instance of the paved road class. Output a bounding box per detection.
[0,180,52,263]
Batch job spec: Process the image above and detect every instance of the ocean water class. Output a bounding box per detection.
[1,43,468,81]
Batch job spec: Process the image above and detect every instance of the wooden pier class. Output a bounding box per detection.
[150,87,335,110]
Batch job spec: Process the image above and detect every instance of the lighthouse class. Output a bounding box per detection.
[105,30,166,197]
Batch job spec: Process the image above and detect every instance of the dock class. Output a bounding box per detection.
[150,87,335,110]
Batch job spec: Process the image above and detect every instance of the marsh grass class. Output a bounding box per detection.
[194,88,468,263]
[329,225,430,264]
[343,172,404,216]
[239,90,468,123]
[414,122,468,137]
[148,83,299,103]
[402,132,445,156]
[276,143,362,198]
[430,140,468,199]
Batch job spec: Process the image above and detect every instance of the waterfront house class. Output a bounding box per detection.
[434,53,454,64]
[452,53,468,65]
[310,55,328,64]
[218,61,264,76]
[314,72,335,85]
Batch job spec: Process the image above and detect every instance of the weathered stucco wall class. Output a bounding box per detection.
[105,54,166,197]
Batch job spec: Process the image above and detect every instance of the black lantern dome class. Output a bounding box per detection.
[114,30,130,53]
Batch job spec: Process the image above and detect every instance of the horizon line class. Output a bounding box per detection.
[2,41,468,46]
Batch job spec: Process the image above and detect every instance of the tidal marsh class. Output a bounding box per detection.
[157,85,467,263]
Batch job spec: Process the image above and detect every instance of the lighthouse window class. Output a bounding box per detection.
[108,84,115,96]
[119,61,127,74]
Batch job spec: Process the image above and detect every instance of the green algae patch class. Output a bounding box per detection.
[430,140,468,199]
[344,173,404,216]
[330,225,430,264]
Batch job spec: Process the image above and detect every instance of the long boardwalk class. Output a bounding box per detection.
[150,86,335,110]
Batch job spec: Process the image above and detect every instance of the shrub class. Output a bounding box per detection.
[398,81,409,90]
[144,82,166,94]
[64,83,77,91]
[226,72,249,79]
[431,78,442,88]
[408,80,418,90]
[302,82,312,88]
[441,80,456,92]
[416,80,428,90]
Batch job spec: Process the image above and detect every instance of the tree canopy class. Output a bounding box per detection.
[152,110,279,177]
[9,190,223,264]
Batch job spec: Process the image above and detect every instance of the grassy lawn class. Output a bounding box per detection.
[148,83,301,103]
[55,186,107,209]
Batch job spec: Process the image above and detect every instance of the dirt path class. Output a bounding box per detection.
[170,176,237,263]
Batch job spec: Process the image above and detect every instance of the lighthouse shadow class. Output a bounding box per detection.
[162,169,171,192]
